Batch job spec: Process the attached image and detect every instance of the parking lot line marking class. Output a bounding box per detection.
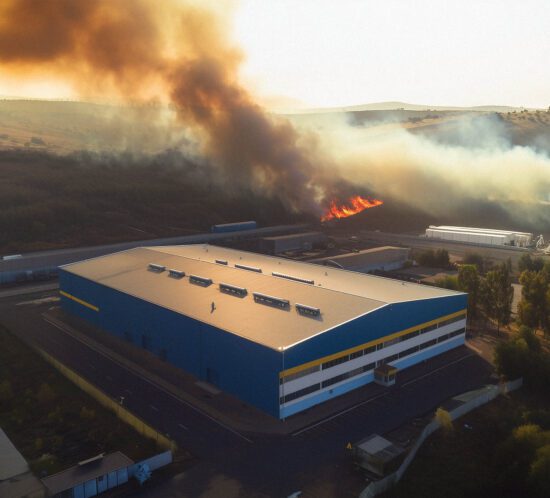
[178,423,189,431]
[42,314,253,444]
[402,353,474,388]
[292,392,387,436]
[150,405,159,411]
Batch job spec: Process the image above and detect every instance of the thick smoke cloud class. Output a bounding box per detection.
[294,111,550,225]
[1,1,549,226]
[0,0,335,213]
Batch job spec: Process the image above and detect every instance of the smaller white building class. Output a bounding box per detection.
[425,226,533,247]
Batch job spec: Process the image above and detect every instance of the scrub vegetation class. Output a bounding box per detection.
[0,325,162,475]
[0,150,306,254]
[383,391,550,498]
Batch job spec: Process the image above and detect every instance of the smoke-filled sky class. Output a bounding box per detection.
[0,0,550,226]
[1,0,549,109]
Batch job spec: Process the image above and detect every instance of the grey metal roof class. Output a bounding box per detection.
[62,244,464,350]
[261,231,324,241]
[0,428,29,480]
[310,246,409,268]
[41,452,134,494]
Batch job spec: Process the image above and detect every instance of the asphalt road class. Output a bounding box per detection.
[0,224,307,283]
[0,289,494,497]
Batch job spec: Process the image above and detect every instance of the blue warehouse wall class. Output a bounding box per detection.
[59,269,282,417]
[284,294,467,369]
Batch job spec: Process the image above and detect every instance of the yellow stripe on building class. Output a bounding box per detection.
[279,309,466,378]
[60,290,99,312]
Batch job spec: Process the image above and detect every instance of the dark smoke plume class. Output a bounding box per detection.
[0,0,337,213]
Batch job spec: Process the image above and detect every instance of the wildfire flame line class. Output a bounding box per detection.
[321,195,383,222]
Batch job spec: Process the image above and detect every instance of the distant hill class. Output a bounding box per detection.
[281,101,538,115]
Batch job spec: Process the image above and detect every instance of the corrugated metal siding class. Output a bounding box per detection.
[283,294,467,369]
[59,269,281,417]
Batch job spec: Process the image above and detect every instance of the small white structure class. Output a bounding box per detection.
[425,226,533,247]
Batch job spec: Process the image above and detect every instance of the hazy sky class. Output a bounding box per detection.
[234,0,550,109]
[1,0,548,109]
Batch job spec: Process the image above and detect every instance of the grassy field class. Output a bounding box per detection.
[382,391,550,498]
[0,325,164,475]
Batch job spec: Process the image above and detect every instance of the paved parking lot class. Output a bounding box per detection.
[0,286,494,497]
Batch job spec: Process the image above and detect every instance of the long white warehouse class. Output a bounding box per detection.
[426,226,533,247]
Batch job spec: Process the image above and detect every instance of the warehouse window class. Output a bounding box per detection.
[437,333,450,343]
[189,275,213,287]
[296,303,321,317]
[322,365,365,388]
[419,338,437,350]
[219,283,247,297]
[450,328,466,337]
[401,330,420,342]
[421,324,438,334]
[350,349,364,360]
[280,383,320,404]
[438,314,466,327]
[322,355,350,370]
[384,337,401,348]
[399,346,419,358]
[253,292,290,309]
[363,345,376,355]
[280,365,319,384]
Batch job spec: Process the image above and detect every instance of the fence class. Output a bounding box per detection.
[359,378,523,498]
[129,450,173,477]
[35,347,177,452]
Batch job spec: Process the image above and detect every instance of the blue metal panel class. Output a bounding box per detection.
[281,334,465,417]
[281,371,375,418]
[284,294,467,369]
[59,269,282,417]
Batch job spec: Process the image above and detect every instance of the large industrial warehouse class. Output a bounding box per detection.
[59,245,467,419]
[426,225,533,247]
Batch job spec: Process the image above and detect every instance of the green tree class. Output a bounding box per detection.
[519,270,550,332]
[518,254,544,273]
[434,275,459,290]
[485,262,514,334]
[463,252,486,273]
[458,264,480,319]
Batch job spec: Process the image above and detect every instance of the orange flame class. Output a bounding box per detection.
[321,195,383,222]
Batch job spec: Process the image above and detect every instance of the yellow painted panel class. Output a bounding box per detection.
[280,309,466,378]
[60,290,99,312]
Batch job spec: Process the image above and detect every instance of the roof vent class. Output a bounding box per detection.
[253,292,290,309]
[272,271,314,285]
[235,263,262,273]
[216,259,228,265]
[219,283,247,297]
[148,263,166,272]
[168,269,185,279]
[296,303,321,317]
[189,275,213,286]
